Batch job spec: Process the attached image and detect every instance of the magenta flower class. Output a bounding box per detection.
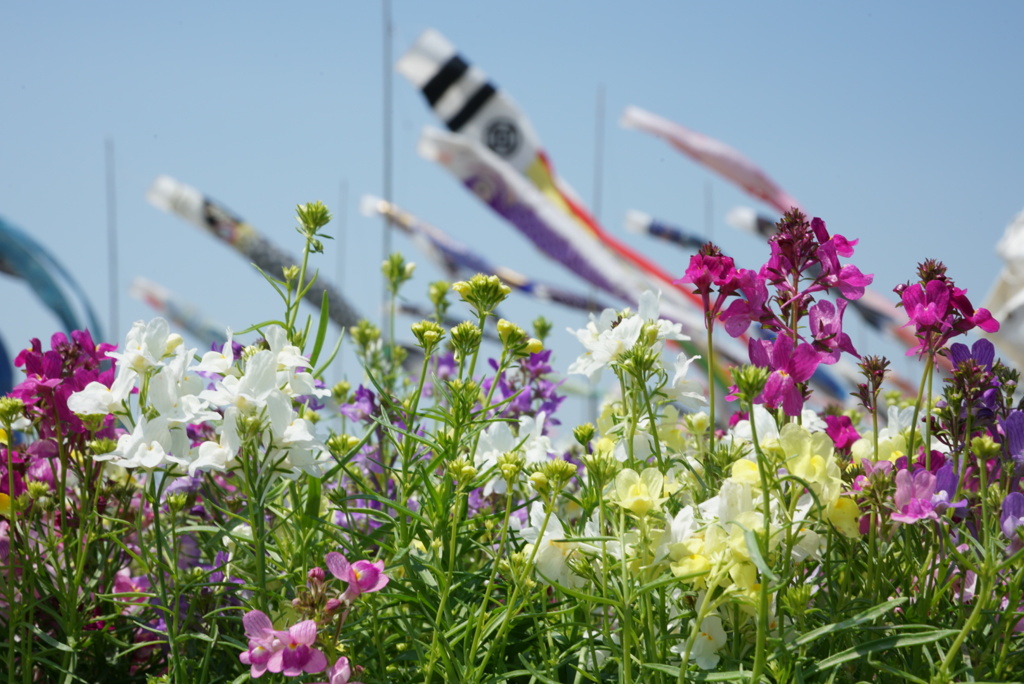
[270,619,328,677]
[719,269,771,338]
[747,335,819,416]
[897,265,999,357]
[325,552,389,600]
[238,610,282,679]
[808,299,859,364]
[312,656,364,684]
[674,243,740,323]
[823,414,860,451]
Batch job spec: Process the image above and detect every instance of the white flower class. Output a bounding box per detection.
[474,419,516,496]
[517,502,583,588]
[188,407,242,476]
[67,371,135,416]
[566,309,643,380]
[518,412,553,466]
[195,329,236,375]
[655,505,699,563]
[567,291,692,381]
[671,614,728,670]
[99,415,190,470]
[108,318,183,375]
[200,350,293,436]
[667,353,707,411]
[273,417,330,478]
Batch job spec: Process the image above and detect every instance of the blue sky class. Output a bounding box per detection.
[1,2,1021,419]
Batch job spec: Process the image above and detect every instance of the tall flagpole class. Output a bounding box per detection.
[105,137,119,340]
[336,179,348,380]
[381,0,393,321]
[704,180,713,242]
[587,84,606,423]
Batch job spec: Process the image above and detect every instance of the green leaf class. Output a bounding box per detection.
[308,289,331,367]
[790,598,907,647]
[743,526,778,583]
[801,629,959,677]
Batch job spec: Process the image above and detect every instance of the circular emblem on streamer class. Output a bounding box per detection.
[485,118,519,158]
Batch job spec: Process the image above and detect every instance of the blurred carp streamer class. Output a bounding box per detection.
[129,276,226,347]
[0,216,104,340]
[361,194,610,313]
[146,175,361,330]
[620,106,804,217]
[983,208,1024,369]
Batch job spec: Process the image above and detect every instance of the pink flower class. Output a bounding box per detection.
[890,467,965,524]
[268,620,328,677]
[238,610,282,679]
[312,656,364,684]
[325,552,389,601]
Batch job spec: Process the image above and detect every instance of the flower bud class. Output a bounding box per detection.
[732,365,771,403]
[0,397,25,424]
[451,273,511,318]
[573,423,595,449]
[450,321,482,359]
[411,320,446,356]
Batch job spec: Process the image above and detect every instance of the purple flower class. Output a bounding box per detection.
[339,385,378,423]
[719,269,771,338]
[1000,411,1024,467]
[891,469,939,524]
[949,338,995,370]
[1001,492,1024,550]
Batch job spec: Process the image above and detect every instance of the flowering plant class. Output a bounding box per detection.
[1,204,1022,684]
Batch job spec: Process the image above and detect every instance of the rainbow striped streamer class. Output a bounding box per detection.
[362,195,610,313]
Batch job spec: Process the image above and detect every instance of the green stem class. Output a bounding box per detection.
[746,396,774,684]
[706,319,716,453]
[907,353,933,463]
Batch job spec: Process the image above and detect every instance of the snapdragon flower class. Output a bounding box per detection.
[311,656,364,684]
[567,291,687,380]
[517,501,583,588]
[614,467,667,518]
[325,552,389,601]
[671,614,728,670]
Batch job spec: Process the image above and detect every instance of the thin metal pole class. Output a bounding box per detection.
[587,85,606,423]
[336,179,348,379]
[381,0,393,321]
[105,138,118,340]
[704,180,713,241]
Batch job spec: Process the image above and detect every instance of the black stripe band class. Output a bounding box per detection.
[446,82,496,132]
[423,54,468,106]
